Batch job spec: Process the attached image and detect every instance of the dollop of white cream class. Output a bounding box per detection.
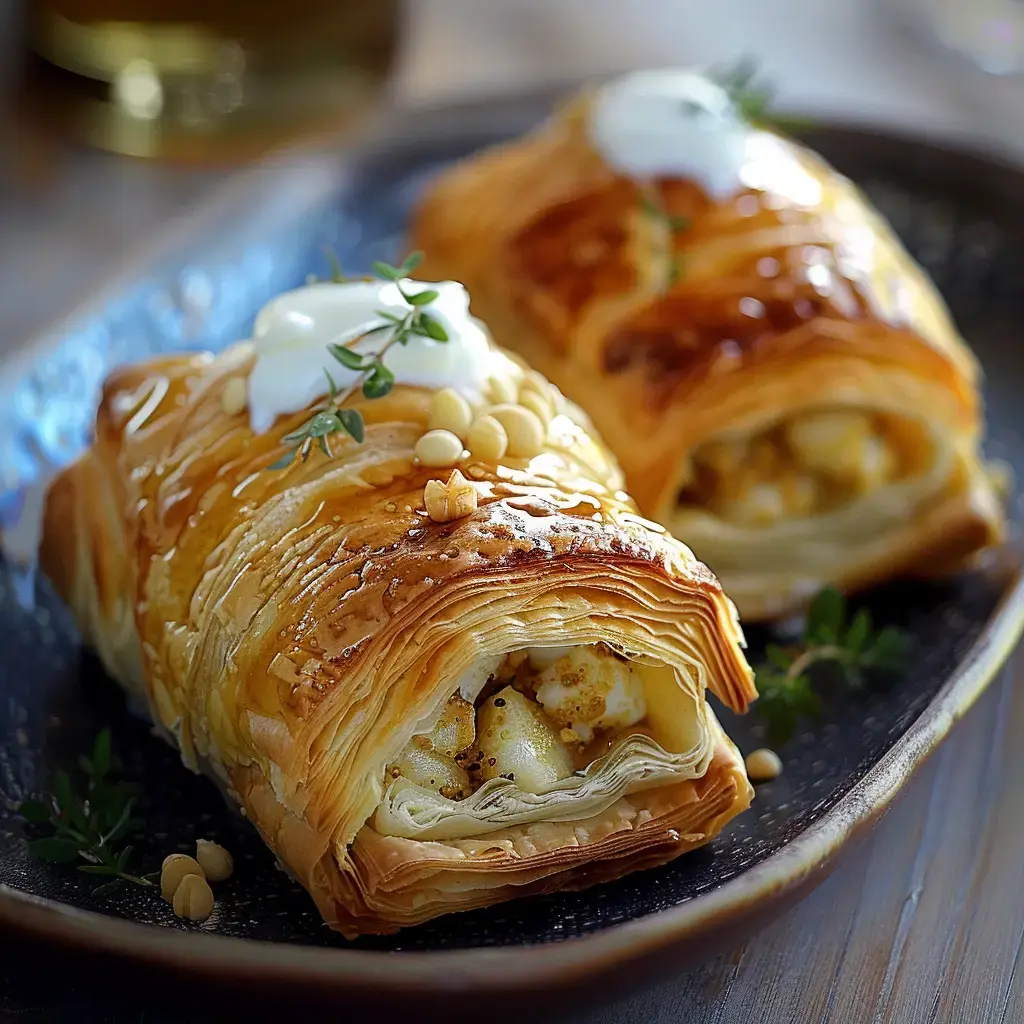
[247,279,494,434]
[588,68,822,208]
[589,68,751,200]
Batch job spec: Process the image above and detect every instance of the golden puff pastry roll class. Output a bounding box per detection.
[411,68,1005,620]
[39,271,756,937]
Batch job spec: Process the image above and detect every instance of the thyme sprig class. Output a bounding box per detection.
[323,245,347,284]
[267,370,364,469]
[710,57,813,136]
[754,587,910,744]
[269,251,450,470]
[639,185,691,287]
[18,729,152,896]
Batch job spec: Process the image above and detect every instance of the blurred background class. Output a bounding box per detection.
[4,0,1024,365]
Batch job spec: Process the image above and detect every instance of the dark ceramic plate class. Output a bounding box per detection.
[0,92,1022,1017]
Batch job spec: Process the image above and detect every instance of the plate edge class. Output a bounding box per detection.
[0,567,1020,995]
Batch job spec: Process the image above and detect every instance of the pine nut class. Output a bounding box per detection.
[160,853,204,902]
[427,388,473,437]
[414,429,464,467]
[466,415,509,462]
[745,748,783,782]
[488,404,544,458]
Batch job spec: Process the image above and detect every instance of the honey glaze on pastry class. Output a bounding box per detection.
[40,272,756,936]
[411,68,1006,620]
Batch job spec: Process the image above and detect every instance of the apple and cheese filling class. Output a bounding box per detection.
[372,644,711,842]
[677,410,934,527]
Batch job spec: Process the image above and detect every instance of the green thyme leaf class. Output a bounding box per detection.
[710,57,811,136]
[863,627,911,672]
[805,585,845,644]
[754,669,821,745]
[372,259,402,281]
[20,731,153,894]
[640,194,662,218]
[54,770,74,817]
[102,798,137,845]
[92,729,111,778]
[764,643,792,670]
[362,364,395,399]
[27,836,82,863]
[93,881,128,896]
[843,608,872,653]
[373,252,424,282]
[405,288,440,307]
[18,800,52,826]
[336,408,365,443]
[328,344,372,371]
[397,251,424,276]
[323,246,347,283]
[639,187,690,287]
[417,312,449,341]
[280,425,313,445]
[267,448,298,471]
[305,410,343,438]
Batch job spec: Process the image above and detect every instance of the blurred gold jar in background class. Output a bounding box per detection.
[25,1,401,161]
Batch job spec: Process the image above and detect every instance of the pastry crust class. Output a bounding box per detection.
[411,93,1005,619]
[40,340,755,936]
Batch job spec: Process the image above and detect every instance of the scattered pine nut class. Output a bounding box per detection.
[160,853,204,902]
[745,748,783,782]
[172,872,215,922]
[195,839,234,882]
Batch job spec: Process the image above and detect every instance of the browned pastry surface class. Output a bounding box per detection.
[412,94,1004,619]
[41,340,754,935]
